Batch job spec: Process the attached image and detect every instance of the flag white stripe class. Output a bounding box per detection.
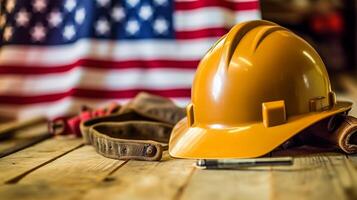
[0,9,260,66]
[0,68,195,95]
[0,38,217,66]
[0,97,189,120]
[174,8,260,31]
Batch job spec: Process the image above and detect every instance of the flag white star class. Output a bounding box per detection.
[153,17,168,35]
[65,0,76,12]
[63,24,76,40]
[0,15,7,28]
[126,19,140,35]
[139,5,153,21]
[31,23,46,42]
[126,0,139,8]
[96,0,110,7]
[154,0,167,6]
[111,6,125,22]
[95,18,110,35]
[48,10,62,27]
[33,0,47,13]
[3,26,13,41]
[75,8,86,24]
[6,0,16,12]
[15,9,30,27]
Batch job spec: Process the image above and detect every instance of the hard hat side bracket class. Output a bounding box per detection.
[262,100,287,128]
[329,91,337,107]
[186,103,195,127]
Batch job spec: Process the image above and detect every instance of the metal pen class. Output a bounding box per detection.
[196,157,293,169]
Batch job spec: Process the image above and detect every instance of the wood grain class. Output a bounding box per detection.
[179,163,271,200]
[19,145,125,188]
[0,183,80,200]
[0,122,50,158]
[348,154,357,167]
[0,137,82,183]
[81,153,195,200]
[0,117,46,140]
[1,131,357,200]
[0,143,125,200]
[1,145,357,200]
[269,154,357,200]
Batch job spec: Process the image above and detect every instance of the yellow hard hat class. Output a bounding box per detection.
[169,20,353,159]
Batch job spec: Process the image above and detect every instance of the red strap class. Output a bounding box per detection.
[49,102,120,137]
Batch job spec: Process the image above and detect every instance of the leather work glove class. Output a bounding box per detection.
[279,112,357,154]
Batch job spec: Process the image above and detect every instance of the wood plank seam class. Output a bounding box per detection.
[318,154,349,200]
[268,166,274,200]
[341,155,357,199]
[328,156,356,189]
[317,155,342,195]
[102,159,130,182]
[0,133,51,159]
[172,167,196,200]
[4,143,84,184]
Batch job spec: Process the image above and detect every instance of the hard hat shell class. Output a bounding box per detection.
[169,20,353,159]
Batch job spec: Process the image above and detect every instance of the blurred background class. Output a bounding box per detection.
[262,0,356,74]
[261,0,357,115]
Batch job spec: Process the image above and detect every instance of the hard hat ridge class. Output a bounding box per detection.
[221,20,278,67]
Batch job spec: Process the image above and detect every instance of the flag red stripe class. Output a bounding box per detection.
[75,88,190,99]
[0,59,200,74]
[175,0,259,11]
[0,88,191,104]
[176,27,229,39]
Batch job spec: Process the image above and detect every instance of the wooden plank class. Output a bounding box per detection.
[81,153,195,200]
[0,137,82,183]
[348,154,357,167]
[326,155,357,199]
[0,117,46,140]
[269,154,357,200]
[0,122,50,158]
[0,145,125,200]
[0,184,80,200]
[0,133,51,159]
[179,162,271,200]
[19,145,125,187]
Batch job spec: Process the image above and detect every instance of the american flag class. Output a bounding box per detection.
[0,0,260,120]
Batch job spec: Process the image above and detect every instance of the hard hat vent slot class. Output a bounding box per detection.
[253,26,287,52]
[262,100,287,128]
[222,20,277,66]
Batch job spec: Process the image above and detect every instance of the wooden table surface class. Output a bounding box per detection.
[0,75,356,200]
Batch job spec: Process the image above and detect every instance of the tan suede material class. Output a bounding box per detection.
[119,92,186,125]
[80,92,185,161]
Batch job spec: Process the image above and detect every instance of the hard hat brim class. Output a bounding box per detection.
[169,101,353,159]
